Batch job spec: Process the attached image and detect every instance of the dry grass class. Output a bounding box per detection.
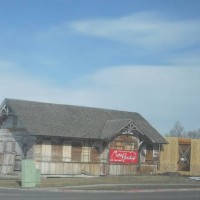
[0,175,200,188]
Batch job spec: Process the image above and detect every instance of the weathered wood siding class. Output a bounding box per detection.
[139,165,157,174]
[109,135,139,175]
[35,161,101,175]
[0,129,35,174]
[110,135,139,151]
[33,137,102,175]
[109,164,137,175]
[0,152,16,174]
[62,141,71,162]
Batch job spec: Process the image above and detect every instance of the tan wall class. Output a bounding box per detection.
[159,137,200,175]
[159,137,179,172]
[190,139,200,175]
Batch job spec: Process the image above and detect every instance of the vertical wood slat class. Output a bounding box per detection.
[0,137,3,153]
[109,164,137,175]
[81,142,90,162]
[52,144,62,162]
[190,139,200,175]
[159,137,179,172]
[140,165,158,174]
[42,140,51,161]
[34,143,42,160]
[91,147,100,162]
[35,161,101,176]
[71,142,82,162]
[63,141,71,162]
[0,152,16,174]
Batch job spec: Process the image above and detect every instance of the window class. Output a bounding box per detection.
[71,141,82,162]
[90,147,100,162]
[41,139,51,161]
[81,145,90,162]
[63,141,71,162]
[52,141,62,162]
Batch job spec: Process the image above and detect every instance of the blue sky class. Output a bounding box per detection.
[0,0,200,134]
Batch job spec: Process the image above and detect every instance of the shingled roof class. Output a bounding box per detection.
[1,98,167,144]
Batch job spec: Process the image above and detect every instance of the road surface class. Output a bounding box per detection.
[0,188,200,200]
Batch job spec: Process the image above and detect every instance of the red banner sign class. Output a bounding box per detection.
[109,149,138,164]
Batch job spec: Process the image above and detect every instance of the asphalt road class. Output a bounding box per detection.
[0,188,200,200]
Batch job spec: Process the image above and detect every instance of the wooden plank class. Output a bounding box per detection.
[159,137,179,172]
[178,138,191,144]
[110,135,139,151]
[190,139,200,175]
[109,164,137,175]
[63,141,71,162]
[81,146,90,162]
[91,147,100,162]
[71,142,82,162]
[140,165,157,174]
[52,144,62,162]
[34,143,42,160]
[0,152,16,174]
[42,140,51,161]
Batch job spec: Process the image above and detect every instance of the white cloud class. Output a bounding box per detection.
[73,66,200,133]
[1,60,199,134]
[69,12,200,52]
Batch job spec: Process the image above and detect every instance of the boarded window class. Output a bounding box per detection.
[81,146,90,162]
[71,142,82,162]
[52,143,62,162]
[153,144,160,162]
[146,144,153,164]
[42,140,51,161]
[34,143,42,161]
[90,147,100,163]
[63,141,71,162]
[34,138,42,160]
[15,137,23,156]
[81,141,91,162]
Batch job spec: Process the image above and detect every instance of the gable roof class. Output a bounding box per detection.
[1,98,167,144]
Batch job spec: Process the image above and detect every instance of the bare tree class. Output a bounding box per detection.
[169,121,184,137]
[166,122,200,138]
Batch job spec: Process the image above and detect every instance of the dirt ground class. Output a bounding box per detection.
[0,174,200,188]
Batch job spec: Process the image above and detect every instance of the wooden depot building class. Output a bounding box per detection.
[0,98,167,176]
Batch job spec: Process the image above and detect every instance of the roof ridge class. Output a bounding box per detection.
[3,98,139,115]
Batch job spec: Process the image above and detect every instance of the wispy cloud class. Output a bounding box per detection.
[69,12,200,52]
[1,60,199,133]
[70,65,200,133]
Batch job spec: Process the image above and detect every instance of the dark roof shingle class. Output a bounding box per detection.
[3,98,167,143]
